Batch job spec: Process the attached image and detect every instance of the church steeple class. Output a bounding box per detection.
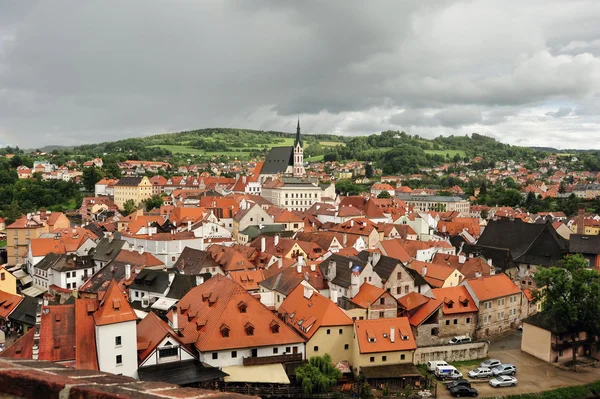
[292,116,305,177]
[295,115,303,147]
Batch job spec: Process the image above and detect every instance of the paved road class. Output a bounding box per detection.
[437,332,600,398]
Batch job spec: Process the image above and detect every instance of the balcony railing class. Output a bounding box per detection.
[242,352,302,366]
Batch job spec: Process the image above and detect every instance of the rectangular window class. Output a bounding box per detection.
[116,355,122,365]
[273,348,278,354]
[344,344,349,350]
[158,347,178,358]
[466,317,471,324]
[212,352,218,360]
[400,354,405,360]
[115,336,122,346]
[231,351,237,358]
[445,320,450,325]
[382,356,387,362]
[405,285,409,294]
[397,272,402,280]
[453,319,458,325]
[370,356,375,363]
[313,346,319,352]
[327,329,330,335]
[339,329,343,335]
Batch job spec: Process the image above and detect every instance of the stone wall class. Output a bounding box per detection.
[0,358,255,399]
[413,341,489,364]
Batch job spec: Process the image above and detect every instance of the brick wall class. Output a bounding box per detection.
[0,358,256,399]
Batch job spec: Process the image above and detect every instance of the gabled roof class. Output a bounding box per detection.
[464,274,522,301]
[398,292,430,312]
[356,251,402,281]
[173,275,303,352]
[278,285,353,339]
[317,254,368,288]
[569,234,600,255]
[93,280,138,326]
[431,286,478,315]
[378,239,411,263]
[355,317,416,353]
[91,238,125,263]
[0,327,34,359]
[137,312,194,363]
[228,269,265,291]
[408,297,443,327]
[259,264,327,295]
[0,290,24,319]
[406,260,459,288]
[350,283,389,309]
[261,146,293,175]
[173,247,221,274]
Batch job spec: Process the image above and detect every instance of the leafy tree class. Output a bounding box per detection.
[480,209,489,219]
[377,190,391,199]
[336,179,362,196]
[295,354,341,395]
[122,199,137,215]
[533,254,600,367]
[82,166,104,192]
[144,195,163,211]
[364,163,373,178]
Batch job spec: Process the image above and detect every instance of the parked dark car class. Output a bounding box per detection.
[446,379,471,390]
[449,385,478,397]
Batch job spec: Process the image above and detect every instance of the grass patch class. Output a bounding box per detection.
[498,380,600,399]
[306,155,325,162]
[450,358,485,369]
[320,141,345,147]
[424,149,466,157]
[0,240,6,248]
[148,144,205,155]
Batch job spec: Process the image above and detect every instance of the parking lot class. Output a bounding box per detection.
[437,332,600,398]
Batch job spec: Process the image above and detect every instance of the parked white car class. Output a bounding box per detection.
[480,359,502,368]
[427,360,448,372]
[468,367,492,379]
[489,375,518,387]
[492,364,517,376]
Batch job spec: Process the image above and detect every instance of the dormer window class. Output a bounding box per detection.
[270,320,280,334]
[446,300,454,309]
[238,301,247,313]
[221,324,230,338]
[245,322,255,336]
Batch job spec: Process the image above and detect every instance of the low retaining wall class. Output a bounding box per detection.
[414,341,489,364]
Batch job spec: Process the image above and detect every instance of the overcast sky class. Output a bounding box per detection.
[1,1,599,149]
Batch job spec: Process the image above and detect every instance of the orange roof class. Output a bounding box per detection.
[350,283,388,308]
[355,317,416,353]
[466,274,522,301]
[378,239,411,263]
[397,291,429,312]
[0,290,23,319]
[431,286,478,315]
[406,260,458,288]
[279,285,353,339]
[173,275,304,352]
[137,312,192,363]
[0,328,34,360]
[228,269,265,291]
[523,289,534,302]
[74,298,99,370]
[93,280,137,326]
[408,297,443,327]
[39,304,75,362]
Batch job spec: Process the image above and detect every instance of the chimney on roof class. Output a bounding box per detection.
[278,257,283,268]
[577,207,585,235]
[310,263,316,272]
[261,236,266,253]
[125,264,131,280]
[274,235,279,246]
[343,233,348,246]
[138,246,144,255]
[373,251,381,266]
[196,275,204,286]
[297,263,302,274]
[390,327,395,343]
[298,255,305,266]
[187,220,192,231]
[458,253,466,264]
[421,266,427,276]
[330,289,338,304]
[303,286,314,299]
[350,220,354,228]
[168,272,175,284]
[172,307,179,331]
[349,261,353,269]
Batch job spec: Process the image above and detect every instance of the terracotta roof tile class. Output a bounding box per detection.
[431,286,478,315]
[350,283,388,309]
[355,317,416,353]
[74,298,99,370]
[465,273,522,301]
[0,291,24,319]
[39,305,76,362]
[93,280,138,326]
[278,285,352,339]
[408,298,443,327]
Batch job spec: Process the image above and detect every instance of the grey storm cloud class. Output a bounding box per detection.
[0,0,599,149]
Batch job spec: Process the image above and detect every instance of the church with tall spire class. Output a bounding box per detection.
[292,117,305,177]
[259,117,306,181]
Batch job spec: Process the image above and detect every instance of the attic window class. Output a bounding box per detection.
[208,295,218,307]
[238,301,247,313]
[202,293,211,302]
[55,314,61,322]
[112,299,121,310]
[221,324,230,338]
[245,322,255,336]
[270,320,280,334]
[196,319,207,331]
[179,304,190,314]
[446,300,454,309]
[460,298,469,306]
[366,329,376,343]
[187,311,199,322]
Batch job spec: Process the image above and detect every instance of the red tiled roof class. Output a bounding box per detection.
[279,285,353,339]
[174,275,304,352]
[0,327,34,359]
[350,283,388,308]
[431,286,478,315]
[466,274,522,301]
[75,298,99,370]
[355,317,416,353]
[93,280,137,326]
[397,292,429,312]
[0,291,23,319]
[137,312,193,363]
[408,298,443,327]
[228,269,265,291]
[39,305,76,362]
